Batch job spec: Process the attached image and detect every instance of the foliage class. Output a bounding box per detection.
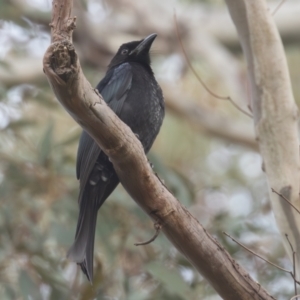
[0,0,299,299]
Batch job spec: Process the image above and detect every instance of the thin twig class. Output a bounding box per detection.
[294,251,298,296]
[226,231,300,289]
[155,172,172,193]
[291,295,300,300]
[174,13,253,119]
[135,222,162,246]
[271,188,300,214]
[223,232,290,273]
[286,234,298,295]
[272,0,287,16]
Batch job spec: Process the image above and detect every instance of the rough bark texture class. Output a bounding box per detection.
[225,0,300,278]
[43,0,275,298]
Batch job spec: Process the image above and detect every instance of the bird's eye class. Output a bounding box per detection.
[121,49,128,55]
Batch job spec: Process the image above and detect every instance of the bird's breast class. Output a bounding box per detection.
[119,73,164,152]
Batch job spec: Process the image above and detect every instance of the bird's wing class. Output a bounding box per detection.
[76,62,133,187]
[69,63,133,280]
[99,62,133,111]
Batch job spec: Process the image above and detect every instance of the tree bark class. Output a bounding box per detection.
[43,0,275,298]
[225,0,300,280]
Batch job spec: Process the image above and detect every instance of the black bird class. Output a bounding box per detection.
[67,33,165,282]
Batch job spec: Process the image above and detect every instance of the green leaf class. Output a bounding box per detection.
[18,270,42,300]
[38,120,54,166]
[50,222,74,246]
[146,262,191,299]
[54,131,80,148]
[7,119,36,130]
[3,285,17,300]
[148,153,194,206]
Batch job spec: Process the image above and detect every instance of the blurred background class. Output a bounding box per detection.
[0,0,300,299]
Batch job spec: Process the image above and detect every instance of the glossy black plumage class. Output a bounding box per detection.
[67,34,165,282]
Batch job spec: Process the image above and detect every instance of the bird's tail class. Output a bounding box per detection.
[67,188,99,282]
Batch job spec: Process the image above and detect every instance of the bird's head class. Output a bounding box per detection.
[108,33,157,69]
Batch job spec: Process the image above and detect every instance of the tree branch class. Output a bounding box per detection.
[164,88,258,151]
[43,0,274,298]
[225,0,300,279]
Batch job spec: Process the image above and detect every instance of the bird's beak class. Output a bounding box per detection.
[130,33,157,55]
